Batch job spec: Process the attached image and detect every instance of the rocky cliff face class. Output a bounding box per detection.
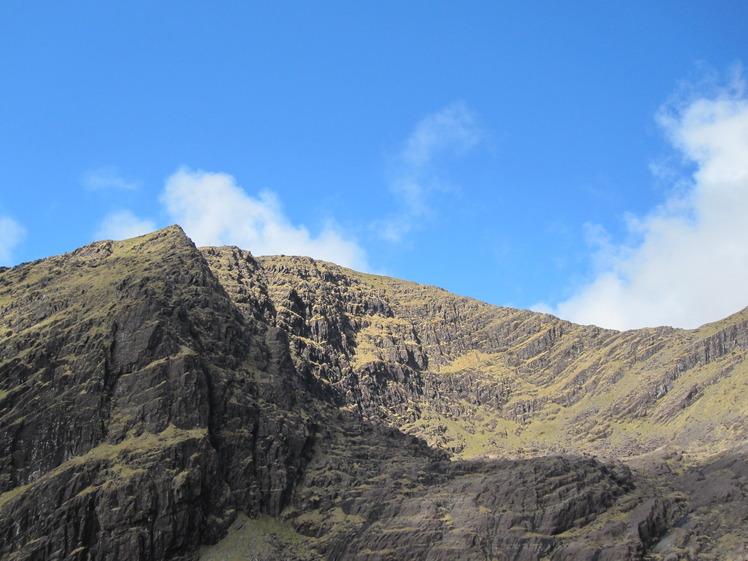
[1,226,746,560]
[0,228,315,560]
[247,252,748,461]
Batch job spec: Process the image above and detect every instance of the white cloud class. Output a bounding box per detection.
[95,210,157,240]
[0,215,25,265]
[402,101,481,169]
[378,102,482,242]
[549,72,748,330]
[83,167,139,191]
[161,167,370,271]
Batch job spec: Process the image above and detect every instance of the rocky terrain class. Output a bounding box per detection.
[1,226,746,560]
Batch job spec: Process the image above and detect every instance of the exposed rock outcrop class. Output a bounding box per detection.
[0,226,746,560]
[0,228,315,560]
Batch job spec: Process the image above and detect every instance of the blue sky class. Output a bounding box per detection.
[2,2,748,330]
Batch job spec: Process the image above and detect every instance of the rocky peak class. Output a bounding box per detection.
[0,226,746,560]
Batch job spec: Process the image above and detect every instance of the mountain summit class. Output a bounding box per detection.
[1,226,746,560]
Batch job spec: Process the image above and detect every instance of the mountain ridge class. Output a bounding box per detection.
[1,225,746,560]
[241,248,747,461]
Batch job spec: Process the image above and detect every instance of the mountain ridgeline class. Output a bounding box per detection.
[0,226,746,560]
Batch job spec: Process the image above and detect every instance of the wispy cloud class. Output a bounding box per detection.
[83,167,139,191]
[0,214,25,266]
[546,69,748,330]
[160,167,370,271]
[377,102,482,242]
[95,210,157,241]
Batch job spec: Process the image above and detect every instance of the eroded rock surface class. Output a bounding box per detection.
[0,227,746,560]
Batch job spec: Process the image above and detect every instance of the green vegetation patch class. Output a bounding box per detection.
[199,512,319,561]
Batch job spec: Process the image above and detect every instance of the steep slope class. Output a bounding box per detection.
[0,227,319,560]
[205,246,748,559]
[250,253,748,461]
[217,249,747,559]
[0,228,745,560]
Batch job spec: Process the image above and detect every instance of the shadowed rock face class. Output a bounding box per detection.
[0,226,746,561]
[0,228,315,560]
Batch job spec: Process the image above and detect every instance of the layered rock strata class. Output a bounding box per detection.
[0,226,745,560]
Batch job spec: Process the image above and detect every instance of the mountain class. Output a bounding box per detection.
[1,226,746,560]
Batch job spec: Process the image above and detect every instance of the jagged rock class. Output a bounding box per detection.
[0,227,746,560]
[0,227,316,560]
[252,252,748,461]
